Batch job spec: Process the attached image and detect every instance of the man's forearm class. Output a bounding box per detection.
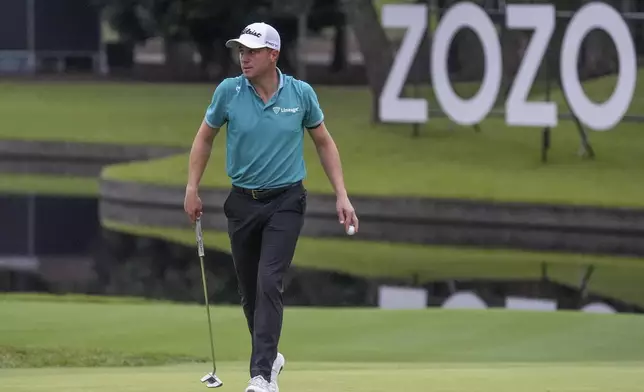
[187,125,216,190]
[316,140,348,198]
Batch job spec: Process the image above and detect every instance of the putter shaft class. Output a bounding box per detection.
[196,217,217,375]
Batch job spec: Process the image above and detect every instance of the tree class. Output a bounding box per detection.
[308,0,348,72]
[97,0,353,80]
[95,0,188,42]
[265,0,349,76]
[179,0,270,79]
[95,0,265,79]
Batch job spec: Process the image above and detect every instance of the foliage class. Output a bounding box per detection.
[94,0,268,75]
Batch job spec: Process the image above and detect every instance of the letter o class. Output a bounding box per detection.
[431,2,502,125]
[442,291,488,309]
[560,2,636,131]
[581,302,617,314]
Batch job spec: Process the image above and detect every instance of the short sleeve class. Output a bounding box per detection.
[301,82,324,129]
[204,79,230,128]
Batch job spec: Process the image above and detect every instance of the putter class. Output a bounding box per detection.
[195,216,223,388]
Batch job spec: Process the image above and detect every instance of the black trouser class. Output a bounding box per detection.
[223,181,306,381]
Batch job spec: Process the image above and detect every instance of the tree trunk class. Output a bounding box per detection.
[331,20,347,72]
[340,0,394,123]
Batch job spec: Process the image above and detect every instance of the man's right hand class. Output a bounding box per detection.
[184,185,203,223]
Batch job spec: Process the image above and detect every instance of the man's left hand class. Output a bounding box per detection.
[336,195,358,234]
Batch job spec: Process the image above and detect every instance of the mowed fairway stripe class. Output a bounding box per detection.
[1,362,643,392]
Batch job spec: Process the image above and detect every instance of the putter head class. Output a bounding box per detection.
[201,372,223,388]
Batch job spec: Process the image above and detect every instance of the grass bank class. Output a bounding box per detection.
[2,294,643,391]
[105,220,644,308]
[1,294,643,367]
[2,73,643,311]
[1,72,644,206]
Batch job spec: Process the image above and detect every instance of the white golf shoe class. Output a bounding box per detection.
[245,376,270,392]
[270,353,285,392]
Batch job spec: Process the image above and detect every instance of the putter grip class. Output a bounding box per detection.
[196,217,205,257]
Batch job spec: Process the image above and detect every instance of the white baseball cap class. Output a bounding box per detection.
[225,22,281,51]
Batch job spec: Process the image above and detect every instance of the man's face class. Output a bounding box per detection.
[238,46,277,78]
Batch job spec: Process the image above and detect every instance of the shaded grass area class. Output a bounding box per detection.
[0,346,205,368]
[103,220,644,307]
[1,294,644,367]
[0,292,175,305]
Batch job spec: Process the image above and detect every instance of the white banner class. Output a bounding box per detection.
[378,286,619,314]
[379,2,637,131]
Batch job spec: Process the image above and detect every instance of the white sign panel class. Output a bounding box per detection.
[505,296,558,312]
[440,291,617,314]
[380,2,637,131]
[377,287,620,314]
[378,285,428,309]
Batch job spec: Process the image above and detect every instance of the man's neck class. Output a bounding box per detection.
[249,68,279,101]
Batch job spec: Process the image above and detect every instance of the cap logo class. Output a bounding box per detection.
[242,28,261,38]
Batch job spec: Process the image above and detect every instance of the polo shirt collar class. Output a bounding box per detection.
[244,67,284,92]
[277,67,284,90]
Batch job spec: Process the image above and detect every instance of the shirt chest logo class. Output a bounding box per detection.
[272,106,300,114]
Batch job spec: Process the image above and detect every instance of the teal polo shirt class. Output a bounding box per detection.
[204,69,324,190]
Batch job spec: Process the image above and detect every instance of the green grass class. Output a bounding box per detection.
[2,295,643,391]
[93,72,644,308]
[0,346,204,368]
[0,81,210,147]
[2,72,644,312]
[0,292,176,305]
[0,174,98,196]
[3,362,643,392]
[97,71,644,207]
[1,295,644,364]
[103,220,644,307]
[3,73,644,206]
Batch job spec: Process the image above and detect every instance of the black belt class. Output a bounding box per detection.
[233,181,301,200]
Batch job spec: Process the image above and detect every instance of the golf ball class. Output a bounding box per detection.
[347,225,355,236]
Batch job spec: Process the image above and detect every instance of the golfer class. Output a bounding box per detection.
[183,22,359,392]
